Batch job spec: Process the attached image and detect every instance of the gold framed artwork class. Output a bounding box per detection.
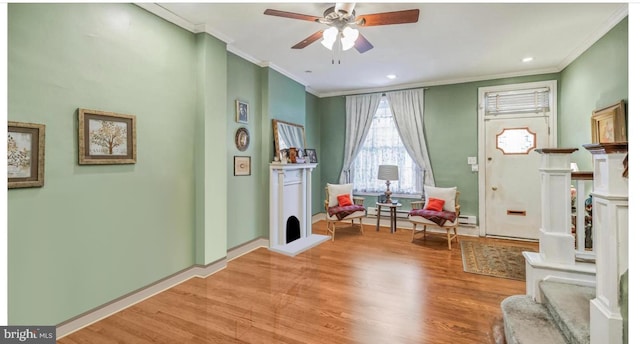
[234,156,251,176]
[78,108,136,165]
[8,121,46,189]
[236,100,248,124]
[591,100,626,143]
[235,127,250,151]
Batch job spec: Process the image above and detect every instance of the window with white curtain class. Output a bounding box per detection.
[351,96,422,196]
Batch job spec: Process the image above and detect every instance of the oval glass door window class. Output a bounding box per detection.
[496,127,536,154]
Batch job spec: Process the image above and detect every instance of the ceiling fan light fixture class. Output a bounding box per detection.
[341,26,359,51]
[321,26,338,50]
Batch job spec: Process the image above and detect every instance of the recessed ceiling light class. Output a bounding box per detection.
[386,74,397,79]
[522,57,534,63]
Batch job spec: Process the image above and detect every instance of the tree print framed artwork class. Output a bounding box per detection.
[78,108,136,165]
[8,121,45,188]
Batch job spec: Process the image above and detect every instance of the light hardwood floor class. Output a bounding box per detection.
[58,221,537,344]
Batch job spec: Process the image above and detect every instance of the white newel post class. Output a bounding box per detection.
[269,163,329,256]
[584,143,628,344]
[535,148,578,264]
[525,149,596,302]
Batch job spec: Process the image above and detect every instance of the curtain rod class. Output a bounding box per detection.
[351,87,429,97]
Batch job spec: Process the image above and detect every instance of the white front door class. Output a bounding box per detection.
[484,115,550,239]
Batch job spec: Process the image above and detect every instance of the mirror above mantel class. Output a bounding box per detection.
[272,119,306,160]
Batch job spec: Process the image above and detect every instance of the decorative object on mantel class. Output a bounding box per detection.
[234,156,251,176]
[590,100,626,143]
[377,164,399,203]
[8,121,45,189]
[235,99,248,124]
[235,127,250,151]
[78,108,136,165]
[288,147,298,163]
[272,119,306,161]
[305,148,318,163]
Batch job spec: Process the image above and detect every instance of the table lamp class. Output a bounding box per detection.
[377,165,399,203]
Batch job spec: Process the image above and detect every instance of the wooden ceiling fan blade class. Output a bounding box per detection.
[292,30,324,49]
[356,9,419,26]
[354,34,373,53]
[264,9,321,22]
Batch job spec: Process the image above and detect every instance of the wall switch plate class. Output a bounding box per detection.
[467,157,477,165]
[471,164,479,172]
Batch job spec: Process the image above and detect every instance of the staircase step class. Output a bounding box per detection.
[501,295,567,344]
[540,281,595,344]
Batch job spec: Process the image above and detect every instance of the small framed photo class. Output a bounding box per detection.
[234,156,251,176]
[305,148,318,163]
[78,108,136,165]
[236,100,248,124]
[591,100,626,143]
[8,121,46,189]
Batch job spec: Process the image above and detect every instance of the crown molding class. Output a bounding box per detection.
[135,3,196,33]
[557,5,628,71]
[314,67,561,98]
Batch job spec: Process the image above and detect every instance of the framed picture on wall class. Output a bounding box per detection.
[236,100,248,124]
[78,108,137,165]
[234,156,251,176]
[8,121,46,189]
[590,100,626,143]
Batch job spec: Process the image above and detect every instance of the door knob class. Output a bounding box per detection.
[492,186,498,191]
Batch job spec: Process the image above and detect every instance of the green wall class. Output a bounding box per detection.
[305,93,323,214]
[194,32,228,265]
[317,74,559,218]
[8,4,199,324]
[559,17,628,169]
[226,53,265,248]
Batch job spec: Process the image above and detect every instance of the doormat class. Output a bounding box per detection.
[460,241,532,281]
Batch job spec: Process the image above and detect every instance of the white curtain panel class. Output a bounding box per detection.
[340,93,383,183]
[386,89,435,186]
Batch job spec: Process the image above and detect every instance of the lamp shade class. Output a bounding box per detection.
[341,27,359,51]
[321,27,338,50]
[377,165,399,181]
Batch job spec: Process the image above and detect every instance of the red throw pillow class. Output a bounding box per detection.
[425,197,445,212]
[337,194,353,207]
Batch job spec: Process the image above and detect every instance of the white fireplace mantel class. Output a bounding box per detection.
[269,163,329,256]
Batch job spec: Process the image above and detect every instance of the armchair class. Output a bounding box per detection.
[325,183,367,241]
[408,186,460,250]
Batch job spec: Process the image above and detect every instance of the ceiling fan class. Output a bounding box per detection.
[264,3,419,53]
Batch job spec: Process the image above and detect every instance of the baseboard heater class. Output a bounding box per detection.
[458,215,477,226]
[367,207,476,226]
[367,207,409,219]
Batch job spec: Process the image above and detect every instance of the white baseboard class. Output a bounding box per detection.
[56,238,269,339]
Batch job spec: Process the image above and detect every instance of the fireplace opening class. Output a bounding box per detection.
[286,216,301,243]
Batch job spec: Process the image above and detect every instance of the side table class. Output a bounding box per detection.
[376,202,402,233]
